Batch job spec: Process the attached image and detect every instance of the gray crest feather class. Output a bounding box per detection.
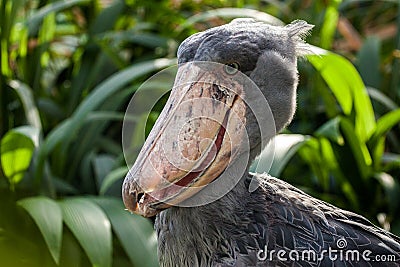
[286,20,314,39]
[286,20,319,56]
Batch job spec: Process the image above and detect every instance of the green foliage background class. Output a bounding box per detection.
[0,0,399,266]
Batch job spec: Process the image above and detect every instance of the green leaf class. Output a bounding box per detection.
[177,8,283,32]
[34,58,176,182]
[308,53,376,141]
[26,0,91,35]
[63,58,177,150]
[250,134,308,177]
[59,229,86,267]
[99,166,128,195]
[382,153,400,169]
[70,57,176,125]
[37,98,64,120]
[320,0,341,49]
[52,177,79,195]
[298,137,327,182]
[38,11,56,44]
[1,126,39,186]
[93,154,115,191]
[86,111,127,122]
[126,33,170,48]
[1,0,27,77]
[369,109,400,149]
[339,118,372,179]
[308,54,352,114]
[367,87,399,111]
[374,172,400,213]
[92,198,158,267]
[315,117,344,145]
[59,198,112,267]
[18,196,63,264]
[88,0,125,35]
[357,37,381,88]
[64,90,130,182]
[2,0,26,39]
[299,137,341,191]
[9,80,42,130]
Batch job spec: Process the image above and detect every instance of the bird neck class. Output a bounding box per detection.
[155,170,265,265]
[157,172,252,230]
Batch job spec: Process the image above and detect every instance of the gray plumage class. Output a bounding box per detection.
[148,19,400,266]
[157,175,400,266]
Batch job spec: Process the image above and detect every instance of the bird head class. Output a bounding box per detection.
[122,19,314,217]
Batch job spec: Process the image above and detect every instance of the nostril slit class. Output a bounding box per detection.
[136,192,144,203]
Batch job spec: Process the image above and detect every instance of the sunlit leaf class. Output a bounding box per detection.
[59,198,112,267]
[18,196,63,264]
[0,126,39,186]
[308,54,352,114]
[92,198,158,267]
[38,11,56,44]
[1,0,26,77]
[320,0,340,49]
[308,53,376,141]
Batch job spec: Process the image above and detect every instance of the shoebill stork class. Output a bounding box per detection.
[122,19,400,266]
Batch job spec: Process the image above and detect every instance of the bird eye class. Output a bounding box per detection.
[224,62,240,75]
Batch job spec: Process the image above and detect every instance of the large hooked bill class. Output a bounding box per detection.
[122,61,252,217]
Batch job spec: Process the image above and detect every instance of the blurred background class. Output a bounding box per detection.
[0,0,399,266]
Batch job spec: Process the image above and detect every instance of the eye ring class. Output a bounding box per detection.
[224,62,240,75]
